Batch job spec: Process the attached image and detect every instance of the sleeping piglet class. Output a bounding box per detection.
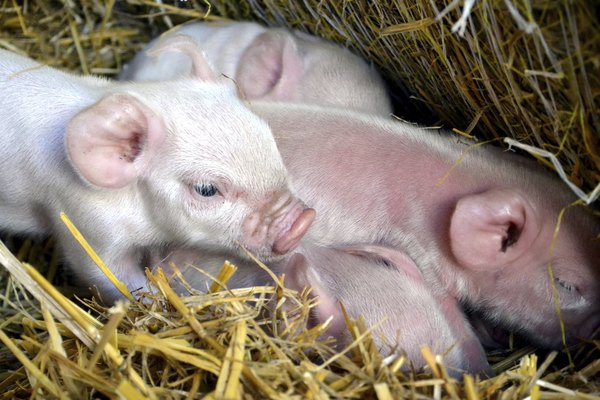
[148,102,599,373]
[119,20,392,115]
[147,243,491,378]
[0,43,314,303]
[244,102,600,353]
[153,103,598,362]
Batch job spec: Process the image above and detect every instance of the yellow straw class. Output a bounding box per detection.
[60,212,133,301]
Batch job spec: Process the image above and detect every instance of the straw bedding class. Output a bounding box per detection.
[0,1,598,398]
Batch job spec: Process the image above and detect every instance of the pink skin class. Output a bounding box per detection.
[272,208,316,254]
[122,29,597,367]
[242,192,316,256]
[282,246,493,378]
[245,102,600,349]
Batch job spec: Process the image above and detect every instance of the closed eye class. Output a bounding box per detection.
[555,278,577,293]
[553,277,588,310]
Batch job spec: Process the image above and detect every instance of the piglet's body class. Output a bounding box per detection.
[245,102,600,351]
[0,49,314,302]
[149,243,491,378]
[119,21,391,115]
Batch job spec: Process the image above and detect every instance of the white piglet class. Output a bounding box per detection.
[0,41,314,303]
[119,20,392,115]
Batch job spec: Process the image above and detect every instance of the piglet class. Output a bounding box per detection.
[0,43,314,303]
[284,246,492,378]
[147,243,491,378]
[119,21,392,115]
[244,102,600,352]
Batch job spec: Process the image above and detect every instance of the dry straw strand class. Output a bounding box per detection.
[60,212,134,300]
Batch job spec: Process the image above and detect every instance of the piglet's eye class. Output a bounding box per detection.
[194,183,219,197]
[555,278,577,293]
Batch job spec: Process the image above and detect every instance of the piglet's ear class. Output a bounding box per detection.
[146,34,215,81]
[449,189,541,271]
[66,93,164,188]
[237,31,302,99]
[284,254,347,338]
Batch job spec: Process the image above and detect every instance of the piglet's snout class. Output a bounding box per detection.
[242,192,315,256]
[273,207,316,254]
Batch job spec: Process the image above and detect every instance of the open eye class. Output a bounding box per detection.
[194,183,219,197]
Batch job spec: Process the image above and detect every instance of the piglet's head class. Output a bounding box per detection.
[449,188,600,346]
[235,29,391,115]
[283,246,492,378]
[66,35,314,260]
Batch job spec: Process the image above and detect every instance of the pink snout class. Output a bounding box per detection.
[242,193,316,257]
[273,208,316,254]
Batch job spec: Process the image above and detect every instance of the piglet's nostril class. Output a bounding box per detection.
[273,208,316,254]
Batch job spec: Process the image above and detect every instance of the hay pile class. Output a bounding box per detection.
[2,239,599,399]
[0,0,599,398]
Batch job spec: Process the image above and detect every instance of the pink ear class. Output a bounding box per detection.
[449,189,541,270]
[284,254,347,337]
[237,31,303,99]
[146,34,216,81]
[66,94,164,188]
